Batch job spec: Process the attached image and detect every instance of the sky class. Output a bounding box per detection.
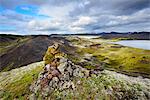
[0,0,150,35]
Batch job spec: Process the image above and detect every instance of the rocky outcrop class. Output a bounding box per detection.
[29,43,103,99]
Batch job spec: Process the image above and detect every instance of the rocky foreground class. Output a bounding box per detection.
[29,43,150,100]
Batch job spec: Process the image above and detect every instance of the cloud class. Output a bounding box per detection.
[69,16,96,32]
[0,0,150,34]
[1,9,33,21]
[72,16,95,27]
[38,4,74,18]
[70,0,150,16]
[98,8,150,28]
[28,18,66,32]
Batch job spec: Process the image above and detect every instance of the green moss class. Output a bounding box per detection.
[67,54,81,64]
[51,74,144,99]
[84,65,96,69]
[43,53,54,64]
[43,45,67,65]
[68,37,150,75]
[67,37,150,75]
[0,62,44,99]
[89,44,149,74]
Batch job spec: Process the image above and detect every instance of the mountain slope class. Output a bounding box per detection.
[0,35,68,71]
[0,61,44,99]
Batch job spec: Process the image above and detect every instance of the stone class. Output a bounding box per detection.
[40,78,49,88]
[45,64,51,71]
[62,81,75,90]
[51,77,59,88]
[29,93,36,100]
[63,71,70,81]
[42,87,51,97]
[57,61,68,73]
[77,80,81,85]
[50,60,58,68]
[47,74,52,80]
[73,67,84,77]
[83,70,90,77]
[51,69,60,77]
[65,64,73,76]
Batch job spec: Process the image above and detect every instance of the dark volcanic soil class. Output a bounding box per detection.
[0,35,69,71]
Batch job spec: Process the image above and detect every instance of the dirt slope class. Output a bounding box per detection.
[0,35,68,71]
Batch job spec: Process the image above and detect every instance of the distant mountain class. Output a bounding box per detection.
[51,32,150,40]
[99,32,150,40]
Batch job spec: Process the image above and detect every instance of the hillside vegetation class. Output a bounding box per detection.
[28,42,150,100]
[0,61,44,99]
[0,35,150,99]
[67,37,150,77]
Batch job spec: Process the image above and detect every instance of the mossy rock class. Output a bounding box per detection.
[43,53,54,65]
[43,44,67,65]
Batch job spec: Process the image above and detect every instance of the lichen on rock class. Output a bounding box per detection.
[30,43,103,99]
[43,43,66,65]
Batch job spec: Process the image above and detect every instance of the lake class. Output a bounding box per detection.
[112,40,150,50]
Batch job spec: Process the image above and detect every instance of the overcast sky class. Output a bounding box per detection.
[0,0,150,35]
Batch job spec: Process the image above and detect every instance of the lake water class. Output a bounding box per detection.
[112,40,150,50]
